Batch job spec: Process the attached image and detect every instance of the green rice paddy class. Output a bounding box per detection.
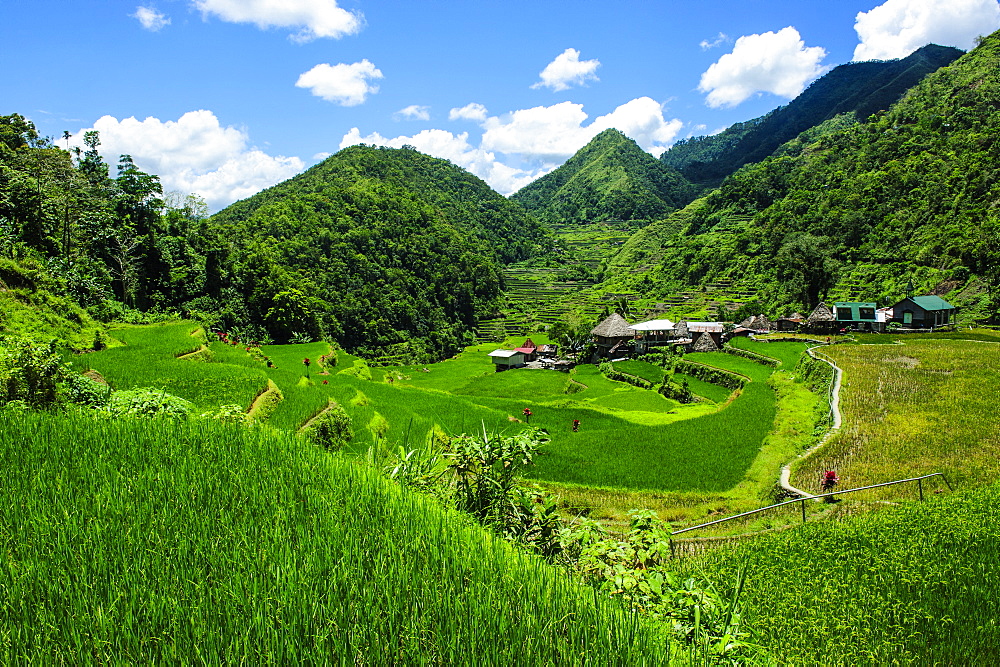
[70,323,806,495]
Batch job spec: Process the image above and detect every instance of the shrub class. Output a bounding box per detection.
[302,402,353,450]
[107,388,194,420]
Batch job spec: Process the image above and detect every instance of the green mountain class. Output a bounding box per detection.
[207,145,552,357]
[509,129,697,225]
[603,33,1000,319]
[661,44,965,184]
[216,145,549,265]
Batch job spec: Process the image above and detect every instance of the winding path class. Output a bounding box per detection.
[779,344,844,500]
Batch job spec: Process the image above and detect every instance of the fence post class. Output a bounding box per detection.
[800,498,806,523]
[918,477,924,501]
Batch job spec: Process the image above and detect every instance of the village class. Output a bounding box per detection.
[487,294,958,369]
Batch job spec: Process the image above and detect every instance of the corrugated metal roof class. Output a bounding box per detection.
[488,350,522,358]
[908,295,955,311]
[687,321,725,332]
[629,319,676,331]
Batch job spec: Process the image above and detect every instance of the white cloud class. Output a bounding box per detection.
[295,60,383,106]
[698,27,828,108]
[853,0,1000,60]
[70,110,304,211]
[339,97,684,194]
[481,98,682,162]
[132,6,170,31]
[312,152,333,160]
[700,32,728,50]
[395,105,430,121]
[531,48,601,91]
[449,103,489,122]
[192,0,362,42]
[340,127,541,194]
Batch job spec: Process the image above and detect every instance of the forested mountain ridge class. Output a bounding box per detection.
[603,32,1000,319]
[660,44,964,184]
[214,145,550,265]
[510,129,697,226]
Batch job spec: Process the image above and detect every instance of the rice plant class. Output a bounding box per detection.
[0,410,673,663]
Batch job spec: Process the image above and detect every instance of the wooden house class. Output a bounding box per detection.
[487,349,526,370]
[591,313,633,359]
[889,296,957,328]
[775,312,805,332]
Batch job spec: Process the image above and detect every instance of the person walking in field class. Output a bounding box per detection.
[522,408,532,423]
[572,419,580,432]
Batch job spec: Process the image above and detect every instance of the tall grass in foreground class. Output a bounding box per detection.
[0,411,671,664]
[688,484,1000,663]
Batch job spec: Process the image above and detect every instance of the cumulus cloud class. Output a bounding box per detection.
[340,97,684,193]
[481,98,682,161]
[698,27,827,108]
[192,0,362,42]
[395,105,430,121]
[700,32,728,50]
[295,60,383,106]
[531,48,601,91]
[340,127,541,194]
[449,103,489,122]
[70,110,304,211]
[132,6,170,31]
[853,0,1000,60]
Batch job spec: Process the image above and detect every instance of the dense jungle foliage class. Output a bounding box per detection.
[0,128,546,359]
[206,145,552,358]
[604,32,1000,319]
[510,129,697,226]
[660,44,963,184]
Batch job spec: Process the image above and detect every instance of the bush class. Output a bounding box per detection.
[301,402,353,450]
[107,388,194,420]
[0,338,66,408]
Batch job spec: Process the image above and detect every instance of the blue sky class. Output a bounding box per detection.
[5,0,998,209]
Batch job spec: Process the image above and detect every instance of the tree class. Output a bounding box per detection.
[776,233,839,309]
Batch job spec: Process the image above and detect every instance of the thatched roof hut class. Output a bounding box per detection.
[807,302,835,323]
[692,332,719,352]
[738,314,771,331]
[591,313,633,338]
[674,320,689,339]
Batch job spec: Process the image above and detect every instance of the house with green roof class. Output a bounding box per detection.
[889,295,957,328]
[833,302,886,332]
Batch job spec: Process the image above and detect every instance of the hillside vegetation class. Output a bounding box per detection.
[0,122,551,360]
[661,44,963,184]
[604,32,1000,319]
[511,129,696,226]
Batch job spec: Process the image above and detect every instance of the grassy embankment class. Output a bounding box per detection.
[0,409,673,663]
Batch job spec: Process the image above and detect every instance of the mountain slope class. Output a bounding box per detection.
[604,32,1000,318]
[208,146,552,357]
[510,129,697,225]
[661,44,964,183]
[215,145,549,264]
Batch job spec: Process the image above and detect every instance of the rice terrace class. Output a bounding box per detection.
[6,9,1000,664]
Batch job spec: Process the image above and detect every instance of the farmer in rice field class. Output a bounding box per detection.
[523,408,532,423]
[572,419,580,432]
